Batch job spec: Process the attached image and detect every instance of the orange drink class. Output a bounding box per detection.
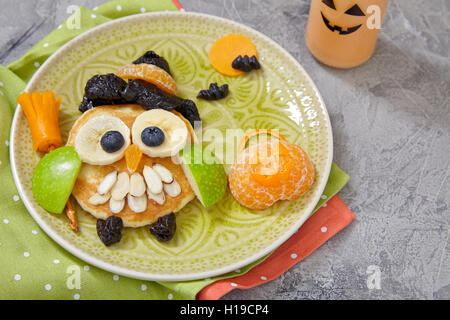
[305,0,389,68]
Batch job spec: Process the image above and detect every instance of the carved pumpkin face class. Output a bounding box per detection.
[320,0,367,35]
[320,0,369,35]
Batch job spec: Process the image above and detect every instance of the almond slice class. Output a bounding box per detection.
[111,172,130,200]
[127,193,147,213]
[153,164,174,183]
[88,193,111,205]
[147,189,166,205]
[163,180,181,197]
[129,173,146,197]
[110,198,125,214]
[97,171,117,195]
[143,165,163,194]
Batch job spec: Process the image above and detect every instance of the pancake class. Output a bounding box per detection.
[67,105,195,228]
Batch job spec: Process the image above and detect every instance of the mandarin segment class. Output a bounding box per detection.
[116,63,177,95]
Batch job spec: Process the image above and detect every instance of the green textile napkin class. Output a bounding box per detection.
[0,0,349,300]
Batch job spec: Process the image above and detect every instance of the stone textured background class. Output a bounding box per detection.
[0,0,448,300]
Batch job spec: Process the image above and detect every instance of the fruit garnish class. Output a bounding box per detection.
[150,212,176,242]
[238,129,286,153]
[74,114,130,165]
[101,130,125,153]
[131,109,188,158]
[141,126,165,147]
[197,83,229,100]
[132,50,171,75]
[124,144,143,174]
[209,34,258,77]
[31,146,82,214]
[171,110,198,143]
[17,91,63,153]
[180,144,227,208]
[229,131,315,210]
[232,55,261,72]
[97,216,123,246]
[117,63,177,95]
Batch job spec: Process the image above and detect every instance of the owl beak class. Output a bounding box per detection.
[125,144,143,173]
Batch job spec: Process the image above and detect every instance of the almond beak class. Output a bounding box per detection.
[125,144,143,174]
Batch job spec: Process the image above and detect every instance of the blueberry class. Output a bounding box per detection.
[101,131,125,153]
[141,126,165,147]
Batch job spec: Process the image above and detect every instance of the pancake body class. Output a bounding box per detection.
[67,105,195,227]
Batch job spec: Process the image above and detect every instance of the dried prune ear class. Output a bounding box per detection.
[231,55,261,72]
[121,80,184,111]
[84,74,128,100]
[97,216,123,246]
[197,83,229,100]
[174,99,201,129]
[149,212,176,242]
[133,51,171,75]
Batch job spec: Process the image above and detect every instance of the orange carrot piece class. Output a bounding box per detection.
[17,91,63,153]
[209,34,258,77]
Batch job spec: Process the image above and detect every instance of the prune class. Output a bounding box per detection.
[121,80,184,111]
[78,96,128,113]
[174,99,201,129]
[141,126,165,147]
[133,51,171,75]
[101,131,125,153]
[231,55,261,72]
[149,212,176,242]
[97,216,123,246]
[84,74,128,100]
[197,83,229,100]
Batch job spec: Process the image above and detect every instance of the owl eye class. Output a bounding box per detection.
[132,109,188,158]
[74,115,130,165]
[345,4,365,16]
[322,0,336,10]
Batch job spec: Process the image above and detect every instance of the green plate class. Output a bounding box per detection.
[10,12,333,281]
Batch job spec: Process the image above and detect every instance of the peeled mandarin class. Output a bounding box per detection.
[228,140,315,210]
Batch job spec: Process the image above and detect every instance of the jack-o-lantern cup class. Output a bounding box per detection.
[306,0,389,68]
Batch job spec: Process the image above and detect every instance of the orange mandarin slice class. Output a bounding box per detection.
[116,63,177,95]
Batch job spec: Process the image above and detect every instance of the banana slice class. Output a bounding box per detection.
[74,115,130,165]
[132,109,188,158]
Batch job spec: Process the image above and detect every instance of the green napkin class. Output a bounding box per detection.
[0,0,349,300]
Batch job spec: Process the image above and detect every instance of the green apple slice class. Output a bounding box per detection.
[32,146,82,214]
[180,144,227,208]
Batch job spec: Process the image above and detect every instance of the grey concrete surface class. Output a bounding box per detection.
[0,0,448,300]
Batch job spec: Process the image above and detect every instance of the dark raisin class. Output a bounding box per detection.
[101,131,125,153]
[174,99,201,129]
[97,216,123,246]
[231,55,261,72]
[149,213,176,242]
[84,74,128,100]
[197,83,229,101]
[133,51,171,75]
[121,80,184,111]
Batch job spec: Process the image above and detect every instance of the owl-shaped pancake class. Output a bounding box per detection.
[67,104,195,228]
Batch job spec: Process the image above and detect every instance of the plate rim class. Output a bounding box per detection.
[9,11,333,281]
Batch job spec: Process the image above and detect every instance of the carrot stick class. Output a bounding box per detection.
[18,92,78,232]
[17,92,63,153]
